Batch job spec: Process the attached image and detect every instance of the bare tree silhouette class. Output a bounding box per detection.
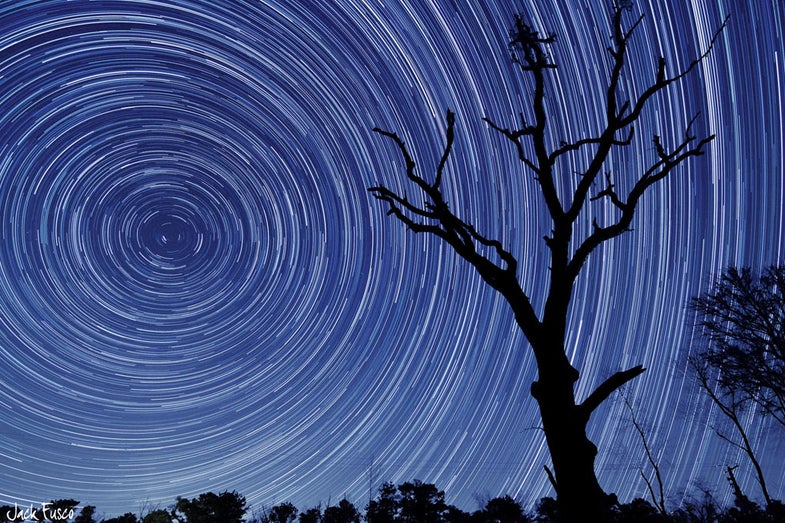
[369,3,727,521]
[690,354,773,507]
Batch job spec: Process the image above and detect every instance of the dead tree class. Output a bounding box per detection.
[623,395,667,515]
[690,357,773,507]
[369,3,727,522]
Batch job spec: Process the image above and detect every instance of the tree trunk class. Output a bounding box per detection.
[530,343,615,523]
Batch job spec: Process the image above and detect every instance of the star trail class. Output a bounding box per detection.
[0,0,782,517]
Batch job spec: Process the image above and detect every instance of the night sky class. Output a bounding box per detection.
[0,0,783,517]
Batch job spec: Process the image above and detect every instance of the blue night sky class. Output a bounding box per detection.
[0,0,783,517]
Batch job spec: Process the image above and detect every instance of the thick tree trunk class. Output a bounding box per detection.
[530,343,615,523]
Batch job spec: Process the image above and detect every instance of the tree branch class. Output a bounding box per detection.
[625,395,667,515]
[690,356,774,506]
[567,124,715,280]
[549,128,634,164]
[369,111,541,336]
[506,15,565,224]
[564,14,727,238]
[483,116,540,174]
[589,172,628,212]
[580,365,645,417]
[544,465,559,494]
[618,14,729,129]
[564,8,643,225]
[434,110,455,190]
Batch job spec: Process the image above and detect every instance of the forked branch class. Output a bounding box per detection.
[371,111,514,272]
[568,121,715,280]
[369,111,541,335]
[624,395,667,515]
[690,357,773,506]
[369,111,518,283]
[619,14,729,129]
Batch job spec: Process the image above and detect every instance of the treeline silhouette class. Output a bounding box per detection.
[4,478,783,523]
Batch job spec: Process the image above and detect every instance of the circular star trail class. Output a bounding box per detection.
[0,0,782,516]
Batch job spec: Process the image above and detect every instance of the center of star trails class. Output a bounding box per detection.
[139,209,203,267]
